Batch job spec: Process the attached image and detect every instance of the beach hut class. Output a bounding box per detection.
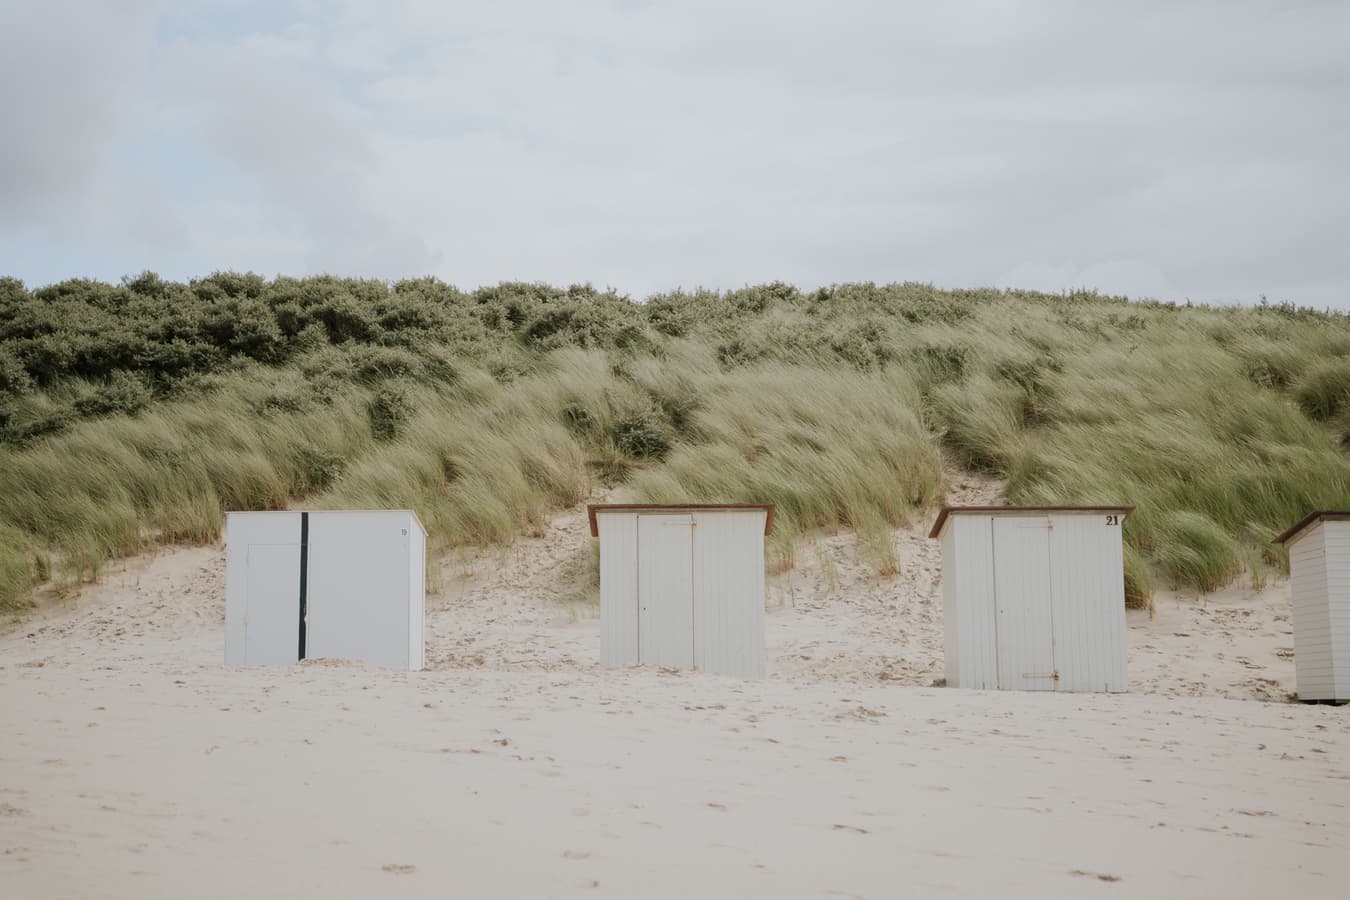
[1274,511,1350,702]
[930,505,1132,692]
[589,504,773,678]
[225,510,426,670]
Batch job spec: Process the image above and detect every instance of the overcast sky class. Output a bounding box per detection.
[1,1,1347,308]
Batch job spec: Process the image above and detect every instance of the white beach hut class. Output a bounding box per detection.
[224,510,427,670]
[930,505,1132,693]
[1274,511,1350,702]
[589,504,773,678]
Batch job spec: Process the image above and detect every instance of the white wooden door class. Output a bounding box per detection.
[638,514,695,668]
[306,513,413,669]
[691,511,767,677]
[244,544,301,665]
[992,517,1057,690]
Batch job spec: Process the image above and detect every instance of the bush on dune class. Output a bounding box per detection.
[0,273,1346,611]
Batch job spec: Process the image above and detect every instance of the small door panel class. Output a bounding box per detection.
[637,514,695,668]
[992,518,1056,690]
[244,544,301,665]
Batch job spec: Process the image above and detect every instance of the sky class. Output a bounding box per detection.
[1,1,1347,308]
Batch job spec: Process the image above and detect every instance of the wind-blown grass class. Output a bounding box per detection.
[1,274,1346,611]
[1001,333,1350,592]
[630,364,943,537]
[0,369,373,600]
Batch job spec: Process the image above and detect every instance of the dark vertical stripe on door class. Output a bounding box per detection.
[297,512,309,660]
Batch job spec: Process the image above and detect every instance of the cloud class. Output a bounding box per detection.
[0,1,1347,308]
[0,2,159,211]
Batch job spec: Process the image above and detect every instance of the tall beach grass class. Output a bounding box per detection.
[1,274,1346,611]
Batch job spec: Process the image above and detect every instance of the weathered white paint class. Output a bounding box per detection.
[993,517,1056,691]
[1286,519,1350,701]
[598,513,640,666]
[224,512,301,667]
[935,509,1128,693]
[595,506,768,677]
[940,525,959,686]
[638,514,696,668]
[1330,521,1350,700]
[693,511,766,678]
[408,521,426,672]
[224,510,426,670]
[1049,513,1128,693]
[941,515,998,689]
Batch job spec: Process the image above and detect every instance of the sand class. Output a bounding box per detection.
[3,485,1348,898]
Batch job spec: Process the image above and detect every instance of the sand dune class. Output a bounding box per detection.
[2,492,1347,898]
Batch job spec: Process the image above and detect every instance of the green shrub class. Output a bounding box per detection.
[256,389,310,414]
[1,274,1348,608]
[611,406,672,459]
[294,444,345,493]
[347,344,425,383]
[1294,360,1350,421]
[0,348,33,399]
[368,385,414,440]
[72,372,154,418]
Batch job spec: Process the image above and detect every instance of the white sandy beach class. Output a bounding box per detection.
[3,489,1348,898]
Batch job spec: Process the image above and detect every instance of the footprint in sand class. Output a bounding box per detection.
[1070,870,1121,882]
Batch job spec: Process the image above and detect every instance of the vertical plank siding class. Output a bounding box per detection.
[1289,523,1342,700]
[1049,514,1127,693]
[940,527,959,686]
[692,511,766,678]
[992,517,1056,691]
[598,513,639,667]
[1289,526,1332,698]
[1328,522,1350,700]
[637,514,696,669]
[597,508,767,678]
[940,510,1128,693]
[951,516,998,689]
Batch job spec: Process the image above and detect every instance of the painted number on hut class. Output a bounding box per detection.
[1104,514,1120,526]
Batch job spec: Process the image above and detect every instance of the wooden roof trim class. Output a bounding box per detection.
[1272,510,1350,546]
[927,505,1135,539]
[588,504,775,536]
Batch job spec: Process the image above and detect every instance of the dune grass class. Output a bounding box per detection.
[1,274,1346,612]
[0,368,374,601]
[630,364,943,571]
